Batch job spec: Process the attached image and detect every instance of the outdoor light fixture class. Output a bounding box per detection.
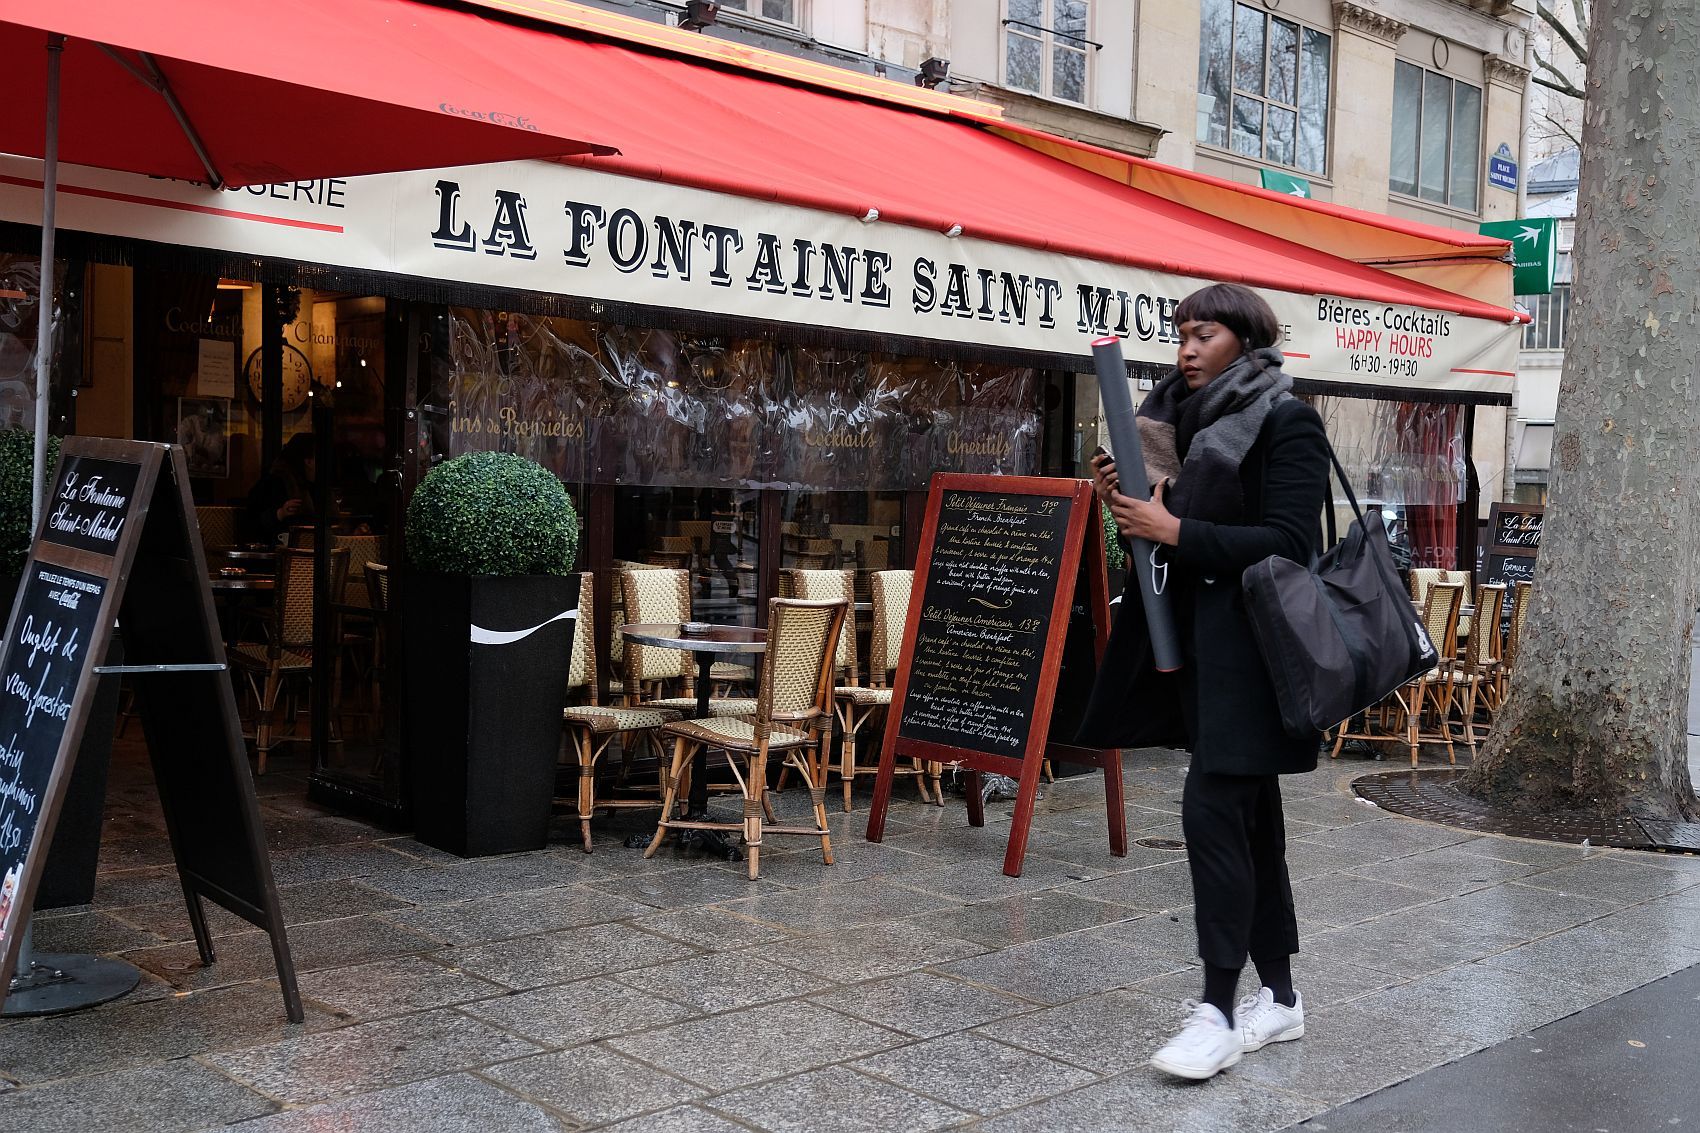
[916,57,949,89]
[680,1,719,30]
[944,223,963,238]
[861,208,880,223]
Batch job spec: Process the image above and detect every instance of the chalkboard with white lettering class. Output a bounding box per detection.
[0,439,299,1019]
[39,455,140,556]
[1488,503,1544,555]
[0,564,105,934]
[895,489,1072,758]
[1484,552,1537,587]
[867,473,1126,877]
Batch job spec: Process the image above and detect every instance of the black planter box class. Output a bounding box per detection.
[402,571,579,857]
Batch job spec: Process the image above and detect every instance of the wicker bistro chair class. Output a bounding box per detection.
[1393,580,1467,766]
[624,568,758,716]
[646,598,848,879]
[558,572,683,852]
[828,568,939,811]
[195,505,241,551]
[229,546,348,773]
[1411,568,1473,644]
[1447,583,1507,755]
[1329,580,1465,765]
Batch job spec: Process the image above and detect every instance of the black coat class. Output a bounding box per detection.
[1075,398,1330,776]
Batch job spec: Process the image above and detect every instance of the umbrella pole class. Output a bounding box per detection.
[32,34,64,529]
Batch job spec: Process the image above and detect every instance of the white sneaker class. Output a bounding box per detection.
[1236,987,1305,1052]
[1150,1001,1242,1080]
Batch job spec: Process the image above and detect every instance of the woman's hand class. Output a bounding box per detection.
[1108,480,1182,547]
[1088,451,1120,505]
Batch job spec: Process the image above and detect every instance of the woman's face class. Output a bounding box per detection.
[1177,319,1244,391]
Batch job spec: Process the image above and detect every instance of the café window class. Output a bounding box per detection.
[1197,0,1330,174]
[1519,285,1571,351]
[718,0,798,24]
[1004,0,1091,104]
[1390,60,1482,211]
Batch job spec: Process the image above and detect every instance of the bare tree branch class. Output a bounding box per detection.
[1538,108,1582,150]
[1533,49,1587,99]
[1537,2,1590,67]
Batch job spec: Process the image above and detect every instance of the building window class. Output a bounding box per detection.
[1390,60,1482,211]
[717,0,797,24]
[1520,285,1571,351]
[1005,0,1091,104]
[1197,0,1331,174]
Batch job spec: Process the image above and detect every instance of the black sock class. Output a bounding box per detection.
[1253,955,1296,1008]
[1202,963,1240,1023]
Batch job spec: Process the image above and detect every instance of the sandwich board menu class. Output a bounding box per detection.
[865,473,1126,877]
[0,438,299,1019]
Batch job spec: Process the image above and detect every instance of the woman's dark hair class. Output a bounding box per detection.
[1174,283,1282,352]
[280,433,317,461]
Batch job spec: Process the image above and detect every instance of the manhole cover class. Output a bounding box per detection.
[1134,837,1186,851]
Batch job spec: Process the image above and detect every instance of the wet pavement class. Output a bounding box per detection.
[1291,960,1700,1133]
[4,741,1700,1132]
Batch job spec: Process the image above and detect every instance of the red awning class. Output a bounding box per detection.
[0,0,616,188]
[460,23,1519,325]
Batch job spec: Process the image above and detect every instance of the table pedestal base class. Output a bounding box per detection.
[624,811,745,860]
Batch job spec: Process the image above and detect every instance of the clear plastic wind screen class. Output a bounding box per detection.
[1315,395,1466,571]
[423,309,1039,490]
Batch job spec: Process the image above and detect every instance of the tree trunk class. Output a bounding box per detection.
[1461,0,1699,822]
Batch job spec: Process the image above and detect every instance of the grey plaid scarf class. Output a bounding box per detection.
[1135,347,1292,524]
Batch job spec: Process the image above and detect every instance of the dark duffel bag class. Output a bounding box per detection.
[1240,443,1437,738]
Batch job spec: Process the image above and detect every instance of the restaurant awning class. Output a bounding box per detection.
[0,0,617,187]
[0,0,1524,402]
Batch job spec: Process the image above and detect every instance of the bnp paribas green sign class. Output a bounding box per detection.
[1480,217,1557,295]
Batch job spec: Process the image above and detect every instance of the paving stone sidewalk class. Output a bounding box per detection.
[4,743,1699,1132]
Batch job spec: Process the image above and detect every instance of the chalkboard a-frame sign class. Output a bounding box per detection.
[865,474,1127,877]
[0,438,299,1019]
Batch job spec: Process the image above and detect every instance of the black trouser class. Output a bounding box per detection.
[1181,763,1300,970]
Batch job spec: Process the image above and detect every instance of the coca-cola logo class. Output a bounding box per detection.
[437,103,539,131]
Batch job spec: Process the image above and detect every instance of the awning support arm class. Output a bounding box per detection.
[95,44,225,189]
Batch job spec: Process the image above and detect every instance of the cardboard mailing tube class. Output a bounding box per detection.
[1090,336,1182,673]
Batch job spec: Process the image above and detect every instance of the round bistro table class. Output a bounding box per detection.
[620,622,767,858]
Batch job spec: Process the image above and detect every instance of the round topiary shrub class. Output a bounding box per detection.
[406,452,578,576]
[0,429,61,575]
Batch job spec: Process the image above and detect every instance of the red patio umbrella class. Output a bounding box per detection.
[0,0,621,522]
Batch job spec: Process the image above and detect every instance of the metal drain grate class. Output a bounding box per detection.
[1636,820,1700,854]
[1351,769,1663,850]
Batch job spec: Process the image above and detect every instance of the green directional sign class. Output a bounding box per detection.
[1260,168,1311,198]
[1480,217,1557,295]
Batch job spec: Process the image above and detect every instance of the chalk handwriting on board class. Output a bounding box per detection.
[0,565,105,941]
[897,491,1070,757]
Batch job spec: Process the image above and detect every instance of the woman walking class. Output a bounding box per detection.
[1078,283,1330,1080]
